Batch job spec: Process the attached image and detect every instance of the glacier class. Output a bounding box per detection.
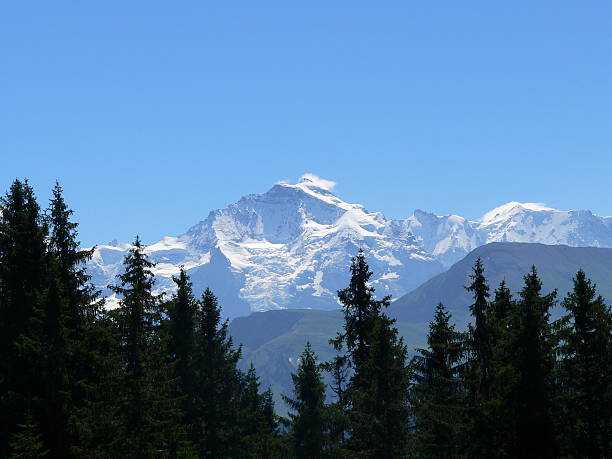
[87,175,612,318]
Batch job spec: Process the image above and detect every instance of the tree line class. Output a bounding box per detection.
[0,179,610,458]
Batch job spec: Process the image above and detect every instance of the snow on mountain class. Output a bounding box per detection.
[87,175,612,317]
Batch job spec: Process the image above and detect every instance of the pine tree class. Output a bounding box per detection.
[43,182,103,457]
[332,250,388,369]
[556,270,612,457]
[109,236,185,456]
[491,280,512,326]
[332,250,411,457]
[465,258,492,401]
[350,313,411,457]
[236,365,281,458]
[465,258,495,457]
[501,267,557,458]
[283,343,326,459]
[38,258,71,458]
[167,268,198,440]
[9,414,48,459]
[0,179,48,458]
[410,303,466,458]
[321,354,349,457]
[193,287,243,458]
[487,280,515,457]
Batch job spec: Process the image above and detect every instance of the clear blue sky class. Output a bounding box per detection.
[1,1,610,246]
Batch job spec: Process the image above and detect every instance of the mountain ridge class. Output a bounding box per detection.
[87,175,612,317]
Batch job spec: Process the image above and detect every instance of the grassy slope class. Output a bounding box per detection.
[230,309,427,415]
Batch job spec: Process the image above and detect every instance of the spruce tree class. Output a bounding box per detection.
[109,236,185,456]
[38,258,71,458]
[332,250,388,369]
[557,270,611,457]
[167,268,198,441]
[236,365,281,458]
[283,342,326,459]
[487,280,515,457]
[466,258,492,401]
[193,288,243,458]
[492,280,512,325]
[321,354,349,456]
[332,250,410,457]
[410,303,466,458]
[44,182,103,457]
[501,267,557,458]
[9,414,48,459]
[349,313,410,457]
[0,179,48,458]
[465,258,495,457]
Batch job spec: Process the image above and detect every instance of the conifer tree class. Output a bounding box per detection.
[283,343,326,459]
[500,267,557,458]
[38,258,71,458]
[332,250,410,457]
[349,313,410,457]
[236,365,281,458]
[466,258,492,401]
[492,280,512,325]
[193,287,243,458]
[109,236,185,456]
[0,179,48,457]
[465,258,495,457]
[410,303,466,458]
[9,414,48,459]
[486,280,515,457]
[321,354,349,456]
[167,268,198,440]
[556,270,611,457]
[44,182,103,457]
[332,250,388,369]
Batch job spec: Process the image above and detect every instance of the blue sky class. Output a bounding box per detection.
[1,1,610,246]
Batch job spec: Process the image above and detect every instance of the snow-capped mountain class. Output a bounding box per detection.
[87,174,612,317]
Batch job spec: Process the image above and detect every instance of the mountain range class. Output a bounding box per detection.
[87,174,612,317]
[228,243,612,413]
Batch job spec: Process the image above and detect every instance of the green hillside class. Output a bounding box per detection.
[388,242,612,326]
[229,309,426,414]
[229,243,612,414]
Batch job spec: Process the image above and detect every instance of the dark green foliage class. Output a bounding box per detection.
[465,258,492,401]
[350,313,411,458]
[0,180,48,458]
[168,268,198,439]
[8,415,48,459]
[192,288,244,458]
[465,259,495,457]
[331,250,411,457]
[410,303,466,458]
[556,270,612,457]
[109,236,186,456]
[44,183,104,458]
[320,354,349,456]
[491,280,512,324]
[498,267,558,458]
[333,250,389,367]
[283,343,326,459]
[235,366,282,458]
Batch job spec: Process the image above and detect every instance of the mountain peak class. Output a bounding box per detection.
[296,173,336,191]
[87,178,612,318]
[480,201,556,226]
